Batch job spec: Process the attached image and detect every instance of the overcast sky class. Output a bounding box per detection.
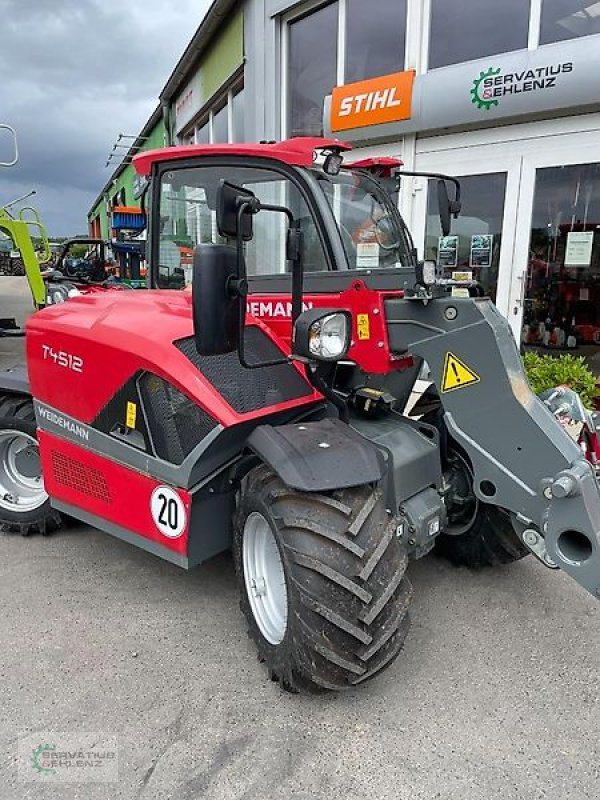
[0,0,212,236]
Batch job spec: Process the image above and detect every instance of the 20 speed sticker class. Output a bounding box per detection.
[150,486,186,538]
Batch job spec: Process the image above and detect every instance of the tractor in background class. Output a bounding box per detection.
[0,126,143,337]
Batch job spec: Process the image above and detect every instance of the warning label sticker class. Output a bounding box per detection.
[441,353,480,393]
[357,313,370,340]
[126,401,137,429]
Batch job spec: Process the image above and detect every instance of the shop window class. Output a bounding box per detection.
[231,89,245,142]
[196,121,210,144]
[212,102,229,144]
[522,163,600,359]
[288,2,338,137]
[425,172,507,303]
[428,0,529,70]
[345,0,406,83]
[540,0,600,44]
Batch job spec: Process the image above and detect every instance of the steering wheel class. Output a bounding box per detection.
[373,215,401,251]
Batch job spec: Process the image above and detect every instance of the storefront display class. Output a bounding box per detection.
[522,162,600,354]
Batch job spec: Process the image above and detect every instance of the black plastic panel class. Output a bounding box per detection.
[139,374,217,464]
[92,370,152,452]
[175,327,313,414]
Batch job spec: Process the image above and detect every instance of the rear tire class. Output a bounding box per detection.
[435,504,529,567]
[0,394,62,536]
[416,405,529,569]
[233,464,412,692]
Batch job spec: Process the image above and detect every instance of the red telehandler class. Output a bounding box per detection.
[1,137,599,692]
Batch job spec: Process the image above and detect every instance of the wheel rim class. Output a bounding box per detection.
[0,430,47,513]
[242,511,288,645]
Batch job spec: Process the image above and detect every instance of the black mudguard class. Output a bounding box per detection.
[247,417,385,492]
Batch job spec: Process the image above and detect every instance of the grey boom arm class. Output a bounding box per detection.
[385,295,600,600]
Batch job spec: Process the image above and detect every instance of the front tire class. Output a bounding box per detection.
[0,394,62,535]
[233,464,412,692]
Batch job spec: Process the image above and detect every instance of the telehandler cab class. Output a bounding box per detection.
[1,137,600,692]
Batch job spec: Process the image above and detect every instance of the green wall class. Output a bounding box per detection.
[88,118,165,234]
[88,6,244,235]
[199,10,243,103]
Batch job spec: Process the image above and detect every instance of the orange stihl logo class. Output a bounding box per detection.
[331,70,415,132]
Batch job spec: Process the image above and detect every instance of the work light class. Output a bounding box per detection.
[293,308,352,362]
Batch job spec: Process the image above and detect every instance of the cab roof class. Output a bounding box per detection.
[133,137,352,176]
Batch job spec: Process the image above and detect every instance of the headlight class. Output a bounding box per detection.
[46,282,80,305]
[293,309,352,362]
[49,286,68,304]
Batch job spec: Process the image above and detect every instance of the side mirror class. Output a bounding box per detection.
[217,180,256,241]
[437,180,452,237]
[436,178,462,237]
[192,244,242,355]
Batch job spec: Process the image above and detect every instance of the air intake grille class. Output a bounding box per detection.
[139,374,217,464]
[51,451,111,503]
[175,327,313,414]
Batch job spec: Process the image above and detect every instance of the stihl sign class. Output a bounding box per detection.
[331,70,415,132]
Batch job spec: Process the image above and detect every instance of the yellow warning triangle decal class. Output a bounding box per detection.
[441,352,480,393]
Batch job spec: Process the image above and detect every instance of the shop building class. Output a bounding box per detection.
[89,0,600,364]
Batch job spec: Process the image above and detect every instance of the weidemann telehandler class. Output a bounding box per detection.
[1,137,600,692]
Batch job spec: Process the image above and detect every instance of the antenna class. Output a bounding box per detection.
[3,189,36,213]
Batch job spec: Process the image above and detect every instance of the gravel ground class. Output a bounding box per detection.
[0,277,599,800]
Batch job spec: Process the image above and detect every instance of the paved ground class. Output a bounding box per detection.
[0,277,599,799]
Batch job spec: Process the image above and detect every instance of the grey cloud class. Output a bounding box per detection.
[0,0,212,236]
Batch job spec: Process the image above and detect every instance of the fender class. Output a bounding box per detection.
[247,417,385,492]
[0,365,30,397]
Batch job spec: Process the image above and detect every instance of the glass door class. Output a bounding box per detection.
[411,146,522,322]
[511,151,600,368]
[423,171,508,303]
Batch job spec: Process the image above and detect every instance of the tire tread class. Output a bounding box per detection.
[233,464,412,692]
[0,393,61,536]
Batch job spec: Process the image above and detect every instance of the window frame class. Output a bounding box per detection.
[149,156,339,289]
[424,0,543,71]
[536,0,600,47]
[179,74,245,146]
[281,0,411,138]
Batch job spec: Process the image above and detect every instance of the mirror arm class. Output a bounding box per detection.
[304,363,349,424]
[394,169,462,216]
[289,222,304,327]
[235,201,288,370]
[256,204,303,326]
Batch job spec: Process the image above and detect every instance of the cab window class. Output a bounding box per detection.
[157,164,329,288]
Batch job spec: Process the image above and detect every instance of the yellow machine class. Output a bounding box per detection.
[0,125,53,333]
